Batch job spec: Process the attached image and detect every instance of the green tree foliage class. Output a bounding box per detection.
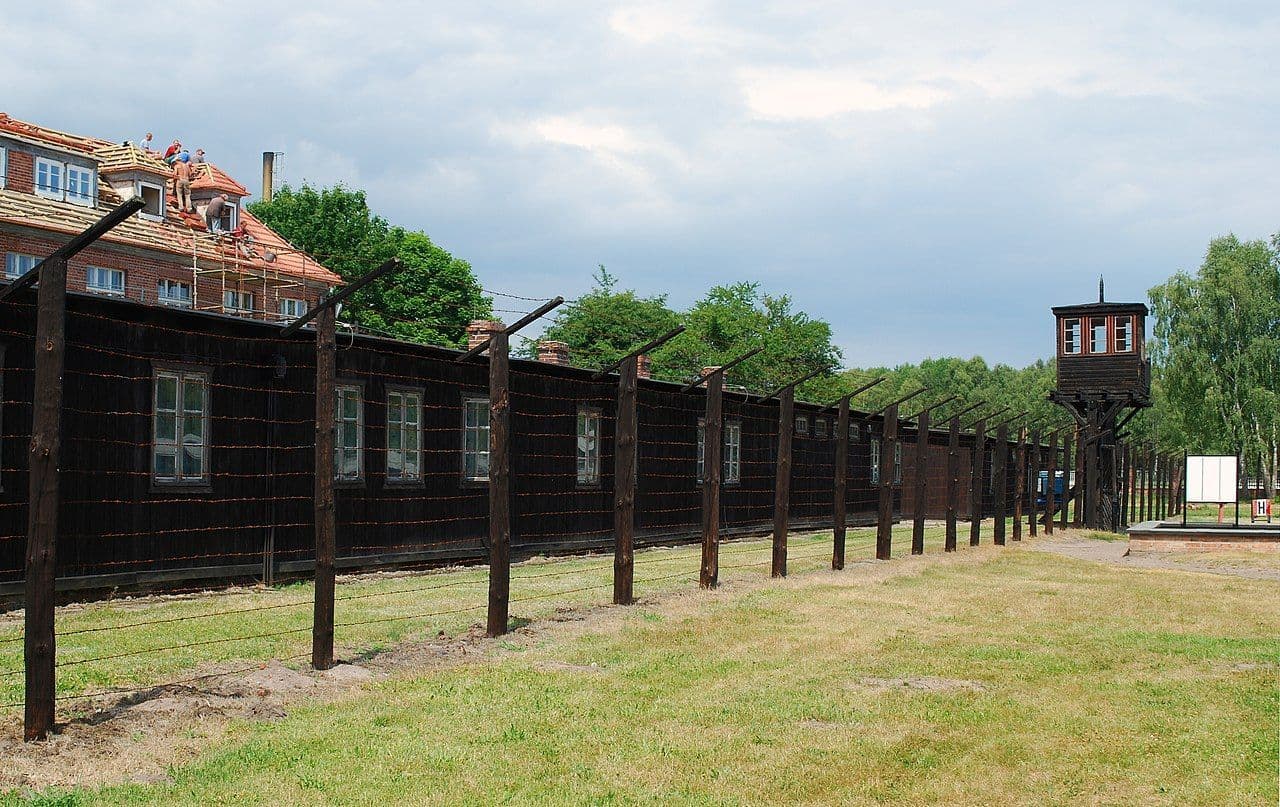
[658,282,843,395]
[841,357,1067,429]
[521,266,681,369]
[248,184,492,348]
[530,273,843,394]
[1146,233,1280,494]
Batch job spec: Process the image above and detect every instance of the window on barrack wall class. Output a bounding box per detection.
[724,421,741,484]
[463,397,490,482]
[795,415,808,436]
[386,389,421,482]
[894,441,902,485]
[696,419,741,484]
[153,369,208,484]
[815,418,827,438]
[577,407,602,486]
[335,385,363,481]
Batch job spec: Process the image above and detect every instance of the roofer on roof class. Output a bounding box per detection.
[139,132,154,152]
[205,193,228,232]
[173,158,194,213]
[163,139,181,165]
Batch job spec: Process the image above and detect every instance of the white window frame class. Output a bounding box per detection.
[34,157,63,201]
[870,438,881,484]
[335,384,363,482]
[152,368,209,485]
[576,407,602,486]
[795,415,808,436]
[894,441,903,485]
[724,421,742,484]
[5,252,37,280]
[156,279,192,307]
[65,164,95,207]
[386,388,422,482]
[223,289,255,313]
[1088,316,1108,354]
[462,396,490,482]
[0,146,6,190]
[697,419,741,485]
[815,418,827,439]
[1062,318,1081,355]
[1114,315,1134,353]
[279,298,307,318]
[86,266,125,296]
[137,180,165,220]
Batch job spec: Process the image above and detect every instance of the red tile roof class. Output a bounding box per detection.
[0,113,341,286]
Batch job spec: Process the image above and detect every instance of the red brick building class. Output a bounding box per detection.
[0,113,340,317]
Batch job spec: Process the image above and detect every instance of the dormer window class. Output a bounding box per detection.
[1061,318,1081,355]
[35,157,96,207]
[137,181,165,220]
[214,201,237,232]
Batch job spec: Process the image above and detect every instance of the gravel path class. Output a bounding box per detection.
[1029,533,1280,582]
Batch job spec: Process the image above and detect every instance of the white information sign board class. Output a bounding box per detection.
[1184,455,1238,504]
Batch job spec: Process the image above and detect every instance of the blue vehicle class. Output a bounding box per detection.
[1035,470,1068,509]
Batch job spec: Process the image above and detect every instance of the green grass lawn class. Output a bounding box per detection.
[2,523,1276,805]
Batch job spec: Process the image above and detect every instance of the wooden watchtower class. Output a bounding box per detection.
[1048,280,1150,531]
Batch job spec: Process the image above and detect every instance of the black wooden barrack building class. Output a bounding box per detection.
[0,289,1022,598]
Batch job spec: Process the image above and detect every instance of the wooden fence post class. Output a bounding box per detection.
[612,355,637,605]
[876,404,898,560]
[1152,448,1162,525]
[912,411,929,555]
[772,387,793,578]
[970,420,986,546]
[700,371,723,588]
[1073,430,1086,527]
[23,255,66,741]
[1059,433,1072,531]
[487,330,512,635]
[993,424,1009,545]
[1044,431,1057,535]
[1013,427,1026,542]
[311,304,336,670]
[1028,429,1040,538]
[1119,444,1130,528]
[832,397,848,569]
[945,415,960,551]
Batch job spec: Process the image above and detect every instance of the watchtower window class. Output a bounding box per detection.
[1088,317,1108,354]
[1114,316,1133,353]
[1062,318,1081,355]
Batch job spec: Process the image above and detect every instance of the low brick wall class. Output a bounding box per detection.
[1127,521,1280,553]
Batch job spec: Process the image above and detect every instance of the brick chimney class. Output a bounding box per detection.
[536,340,571,366]
[465,320,504,352]
[636,354,652,379]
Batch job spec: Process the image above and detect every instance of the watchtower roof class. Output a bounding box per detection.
[1051,301,1148,317]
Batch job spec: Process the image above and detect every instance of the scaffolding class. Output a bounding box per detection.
[188,226,304,321]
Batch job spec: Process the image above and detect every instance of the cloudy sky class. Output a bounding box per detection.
[3,2,1276,366]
